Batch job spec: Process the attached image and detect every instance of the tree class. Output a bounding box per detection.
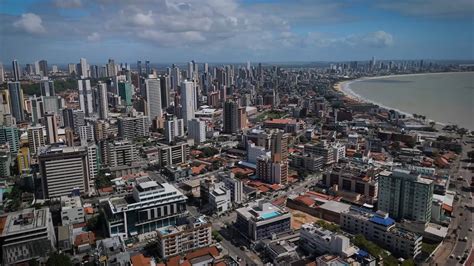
[429,121,436,128]
[46,253,72,266]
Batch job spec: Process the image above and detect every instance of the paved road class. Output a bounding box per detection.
[432,137,473,265]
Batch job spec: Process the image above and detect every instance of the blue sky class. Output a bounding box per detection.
[0,0,473,64]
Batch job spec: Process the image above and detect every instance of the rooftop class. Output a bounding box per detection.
[1,208,49,235]
[236,200,288,222]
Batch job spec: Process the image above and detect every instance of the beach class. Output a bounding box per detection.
[334,72,474,129]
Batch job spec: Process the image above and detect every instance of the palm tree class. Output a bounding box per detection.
[429,121,436,128]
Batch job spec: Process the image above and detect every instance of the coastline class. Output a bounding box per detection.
[334,71,474,127]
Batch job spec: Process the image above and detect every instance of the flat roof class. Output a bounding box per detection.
[2,208,49,235]
[319,201,351,214]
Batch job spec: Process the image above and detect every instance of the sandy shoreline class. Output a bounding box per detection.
[333,71,474,125]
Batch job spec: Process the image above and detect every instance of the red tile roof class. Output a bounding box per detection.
[185,246,219,260]
[131,253,152,266]
[74,231,95,246]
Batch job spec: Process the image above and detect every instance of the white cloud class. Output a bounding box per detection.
[377,0,474,17]
[87,32,100,41]
[53,0,82,8]
[131,11,154,27]
[138,30,206,46]
[306,31,394,48]
[13,13,46,34]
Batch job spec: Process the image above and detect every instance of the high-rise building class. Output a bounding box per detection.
[0,126,20,153]
[78,79,93,116]
[156,142,189,166]
[27,125,45,155]
[159,75,170,109]
[164,114,184,143]
[117,115,150,140]
[39,60,48,76]
[118,81,132,106]
[12,60,21,81]
[0,145,11,177]
[223,99,239,134]
[52,65,58,73]
[96,82,108,120]
[107,140,138,167]
[180,80,196,125]
[188,118,206,144]
[8,82,25,122]
[79,125,95,145]
[38,145,90,198]
[378,169,434,223]
[106,58,116,77]
[145,78,162,120]
[256,154,288,184]
[271,131,288,163]
[85,143,98,182]
[0,63,5,83]
[43,113,59,144]
[171,65,181,91]
[40,79,55,96]
[68,63,77,75]
[79,58,88,78]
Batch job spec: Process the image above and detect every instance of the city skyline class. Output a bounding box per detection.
[1,0,473,63]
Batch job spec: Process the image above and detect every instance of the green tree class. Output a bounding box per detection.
[46,253,72,266]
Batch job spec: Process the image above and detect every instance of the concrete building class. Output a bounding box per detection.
[96,82,108,120]
[181,80,196,125]
[304,140,335,165]
[219,172,244,204]
[256,154,288,184]
[247,142,271,164]
[27,125,45,155]
[40,79,55,96]
[300,223,357,257]
[164,114,185,143]
[188,118,206,144]
[38,146,90,198]
[60,196,85,225]
[117,115,150,140]
[156,216,212,258]
[78,79,93,116]
[118,81,133,106]
[209,183,231,215]
[223,99,239,134]
[43,113,59,144]
[79,124,95,145]
[107,140,138,167]
[235,200,291,241]
[0,126,20,153]
[145,78,163,121]
[0,208,56,265]
[378,169,434,223]
[79,58,88,78]
[96,236,130,265]
[85,143,99,182]
[340,207,422,259]
[157,142,189,166]
[332,143,346,163]
[8,82,25,122]
[0,146,11,177]
[103,176,187,238]
[289,153,324,172]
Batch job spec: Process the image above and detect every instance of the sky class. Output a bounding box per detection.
[0,0,473,64]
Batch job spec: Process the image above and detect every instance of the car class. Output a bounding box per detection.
[450,254,455,259]
[237,257,242,262]
[459,212,463,216]
[457,256,461,260]
[470,196,473,199]
[463,237,468,241]
[469,228,472,231]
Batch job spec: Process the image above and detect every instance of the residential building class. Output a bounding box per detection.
[60,196,85,225]
[300,223,357,257]
[235,200,291,241]
[247,142,271,164]
[304,140,335,165]
[256,154,288,184]
[156,216,212,258]
[0,208,56,265]
[378,169,434,223]
[223,99,239,134]
[263,118,305,134]
[289,153,324,172]
[0,126,20,153]
[0,146,11,177]
[78,79,93,116]
[40,79,55,96]
[340,207,422,259]
[157,142,189,166]
[188,118,206,144]
[96,237,130,265]
[209,183,231,215]
[118,81,133,106]
[96,82,108,120]
[219,172,244,204]
[107,140,138,167]
[103,176,187,238]
[8,82,25,122]
[27,125,45,155]
[43,113,59,144]
[117,115,150,140]
[181,80,196,125]
[145,78,163,121]
[38,146,90,198]
[164,114,184,143]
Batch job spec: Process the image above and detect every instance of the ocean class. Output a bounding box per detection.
[343,72,474,130]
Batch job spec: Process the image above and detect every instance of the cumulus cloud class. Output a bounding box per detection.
[87,32,100,41]
[131,11,154,27]
[377,0,474,17]
[13,13,46,34]
[138,30,206,46]
[306,31,394,48]
[53,0,82,8]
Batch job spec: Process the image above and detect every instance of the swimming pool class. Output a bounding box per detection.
[260,211,280,220]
